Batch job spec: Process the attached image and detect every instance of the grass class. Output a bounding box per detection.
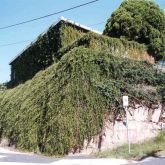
[93,131,165,160]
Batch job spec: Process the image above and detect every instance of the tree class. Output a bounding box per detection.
[103,0,165,60]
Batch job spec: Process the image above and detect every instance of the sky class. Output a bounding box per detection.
[0,0,165,83]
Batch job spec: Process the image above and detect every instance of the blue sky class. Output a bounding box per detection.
[0,0,165,83]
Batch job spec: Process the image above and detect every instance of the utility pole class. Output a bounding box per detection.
[123,96,131,154]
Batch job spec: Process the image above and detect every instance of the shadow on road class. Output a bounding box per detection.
[138,150,162,161]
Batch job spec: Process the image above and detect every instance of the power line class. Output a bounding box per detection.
[0,19,106,48]
[0,40,31,47]
[0,0,99,30]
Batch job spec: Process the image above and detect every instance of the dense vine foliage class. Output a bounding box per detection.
[58,32,153,62]
[0,47,164,155]
[9,20,155,88]
[9,21,85,87]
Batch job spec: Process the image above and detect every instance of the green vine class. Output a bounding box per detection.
[0,47,164,156]
[9,21,85,87]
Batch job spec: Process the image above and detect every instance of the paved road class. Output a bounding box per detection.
[126,157,165,165]
[0,147,57,164]
[0,147,128,165]
[1,147,165,165]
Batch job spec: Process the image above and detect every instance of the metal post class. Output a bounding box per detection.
[125,106,131,154]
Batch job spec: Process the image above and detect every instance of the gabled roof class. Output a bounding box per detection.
[9,17,102,65]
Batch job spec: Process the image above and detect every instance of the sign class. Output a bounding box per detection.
[123,96,128,107]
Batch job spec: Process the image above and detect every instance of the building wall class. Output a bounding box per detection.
[9,21,86,87]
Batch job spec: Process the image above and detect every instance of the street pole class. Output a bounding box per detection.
[123,96,131,154]
[125,106,131,154]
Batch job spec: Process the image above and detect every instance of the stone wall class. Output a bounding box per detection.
[78,103,164,155]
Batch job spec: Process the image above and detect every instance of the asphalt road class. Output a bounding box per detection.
[0,148,57,164]
[127,157,165,165]
[1,147,165,165]
[0,147,128,165]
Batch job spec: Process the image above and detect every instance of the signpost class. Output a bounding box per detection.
[123,96,131,154]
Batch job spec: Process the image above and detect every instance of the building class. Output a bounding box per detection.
[9,17,101,87]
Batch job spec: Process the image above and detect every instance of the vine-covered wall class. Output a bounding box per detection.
[58,32,154,63]
[0,47,164,155]
[9,21,155,88]
[10,20,86,87]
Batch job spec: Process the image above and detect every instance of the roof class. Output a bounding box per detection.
[9,17,102,64]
